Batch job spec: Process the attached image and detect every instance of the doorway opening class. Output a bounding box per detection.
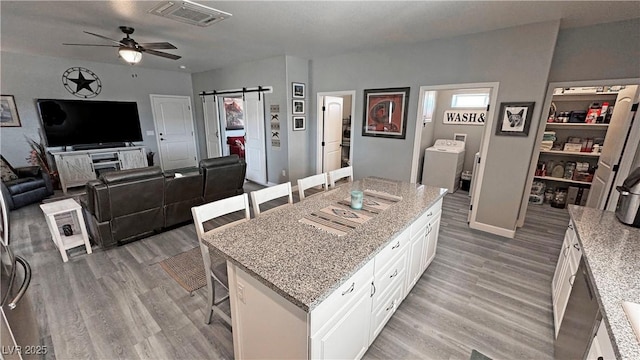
[412,82,499,233]
[519,79,640,227]
[201,87,271,185]
[316,91,356,175]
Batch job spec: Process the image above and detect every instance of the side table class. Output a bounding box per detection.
[39,198,92,262]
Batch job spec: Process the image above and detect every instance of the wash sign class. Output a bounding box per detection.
[443,110,486,125]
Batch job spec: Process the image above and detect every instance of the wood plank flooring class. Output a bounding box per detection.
[7,185,569,360]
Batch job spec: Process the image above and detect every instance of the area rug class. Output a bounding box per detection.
[470,349,492,360]
[159,247,207,293]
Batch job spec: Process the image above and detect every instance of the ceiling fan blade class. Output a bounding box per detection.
[138,42,177,50]
[83,31,124,45]
[142,48,182,60]
[63,43,119,47]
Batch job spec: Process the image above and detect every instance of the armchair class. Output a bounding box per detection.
[1,155,53,210]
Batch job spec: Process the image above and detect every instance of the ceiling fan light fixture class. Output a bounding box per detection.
[119,48,142,64]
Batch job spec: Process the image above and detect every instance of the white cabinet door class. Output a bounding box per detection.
[423,213,442,270]
[310,282,373,360]
[119,149,146,169]
[406,226,426,294]
[553,251,577,338]
[552,227,572,298]
[56,154,95,192]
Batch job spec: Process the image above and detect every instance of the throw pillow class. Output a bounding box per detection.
[0,156,18,183]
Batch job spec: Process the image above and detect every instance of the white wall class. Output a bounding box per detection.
[0,51,194,168]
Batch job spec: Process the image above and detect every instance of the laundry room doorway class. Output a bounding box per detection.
[411,82,499,227]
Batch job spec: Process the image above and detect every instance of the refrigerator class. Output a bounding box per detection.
[1,190,41,360]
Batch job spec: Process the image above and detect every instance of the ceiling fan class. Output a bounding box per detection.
[63,26,181,65]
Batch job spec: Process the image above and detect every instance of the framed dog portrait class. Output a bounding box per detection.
[362,87,410,139]
[495,102,534,136]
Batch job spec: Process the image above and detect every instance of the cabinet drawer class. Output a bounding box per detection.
[374,227,409,273]
[373,251,407,309]
[370,282,404,342]
[410,199,442,238]
[310,260,374,335]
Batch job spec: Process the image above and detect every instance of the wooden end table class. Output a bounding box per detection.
[39,198,92,262]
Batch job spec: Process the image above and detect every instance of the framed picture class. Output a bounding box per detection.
[292,82,305,98]
[0,95,21,127]
[362,87,410,139]
[453,133,467,142]
[292,99,305,115]
[224,97,244,130]
[495,102,535,136]
[293,116,305,131]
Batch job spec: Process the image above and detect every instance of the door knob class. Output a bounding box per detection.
[160,138,165,141]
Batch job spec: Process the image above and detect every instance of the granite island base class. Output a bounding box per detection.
[202,178,446,359]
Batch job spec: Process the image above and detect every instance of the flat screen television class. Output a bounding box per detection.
[37,99,143,147]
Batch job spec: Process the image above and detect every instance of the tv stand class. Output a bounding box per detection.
[50,146,147,193]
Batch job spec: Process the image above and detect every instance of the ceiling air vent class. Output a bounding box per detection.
[149,0,232,27]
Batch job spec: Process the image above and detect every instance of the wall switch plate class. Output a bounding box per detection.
[282,169,286,177]
[146,130,155,136]
[237,283,245,304]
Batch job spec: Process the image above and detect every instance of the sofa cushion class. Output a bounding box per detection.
[100,166,163,184]
[6,178,46,195]
[199,155,241,168]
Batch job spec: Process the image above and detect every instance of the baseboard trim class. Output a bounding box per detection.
[469,222,515,239]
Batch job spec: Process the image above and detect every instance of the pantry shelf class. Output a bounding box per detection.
[534,176,592,186]
[539,150,601,157]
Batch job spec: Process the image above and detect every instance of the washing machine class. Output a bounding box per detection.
[422,139,465,193]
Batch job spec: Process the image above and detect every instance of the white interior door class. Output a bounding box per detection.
[150,95,198,171]
[323,96,344,173]
[586,85,640,209]
[203,96,222,159]
[244,92,267,184]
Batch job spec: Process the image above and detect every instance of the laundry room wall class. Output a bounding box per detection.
[432,89,486,172]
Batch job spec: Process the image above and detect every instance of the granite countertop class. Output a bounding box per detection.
[201,177,446,312]
[568,205,640,360]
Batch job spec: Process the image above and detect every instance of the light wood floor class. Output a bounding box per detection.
[7,185,569,360]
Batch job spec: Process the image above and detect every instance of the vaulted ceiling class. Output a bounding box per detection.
[2,1,639,73]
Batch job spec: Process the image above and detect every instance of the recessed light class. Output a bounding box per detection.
[179,65,186,69]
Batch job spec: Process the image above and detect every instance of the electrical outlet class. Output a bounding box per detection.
[237,283,245,304]
[282,169,286,177]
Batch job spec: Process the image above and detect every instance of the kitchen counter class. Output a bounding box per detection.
[201,177,446,312]
[568,205,640,360]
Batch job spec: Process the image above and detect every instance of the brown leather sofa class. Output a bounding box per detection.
[82,155,246,248]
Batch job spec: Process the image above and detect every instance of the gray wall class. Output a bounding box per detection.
[0,51,193,167]
[191,55,290,184]
[549,18,640,83]
[311,21,561,231]
[432,89,485,173]
[285,56,311,182]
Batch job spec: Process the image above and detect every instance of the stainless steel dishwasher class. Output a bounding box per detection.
[554,258,600,360]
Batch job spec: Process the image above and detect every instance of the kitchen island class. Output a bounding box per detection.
[201,177,446,359]
[562,205,640,360]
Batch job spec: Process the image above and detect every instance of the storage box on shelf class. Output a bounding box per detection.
[51,146,146,193]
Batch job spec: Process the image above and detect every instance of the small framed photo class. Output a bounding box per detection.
[292,99,305,115]
[495,102,535,136]
[293,116,305,131]
[0,95,21,127]
[292,82,305,98]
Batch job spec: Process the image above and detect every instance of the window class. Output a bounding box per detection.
[451,93,489,108]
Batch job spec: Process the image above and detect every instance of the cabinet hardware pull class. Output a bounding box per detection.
[427,211,433,217]
[568,224,573,230]
[392,241,400,250]
[573,243,580,250]
[385,300,395,312]
[342,282,355,296]
[563,245,569,257]
[370,281,376,297]
[390,269,398,278]
[569,274,576,286]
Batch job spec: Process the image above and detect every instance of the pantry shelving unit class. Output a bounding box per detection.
[530,88,620,208]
